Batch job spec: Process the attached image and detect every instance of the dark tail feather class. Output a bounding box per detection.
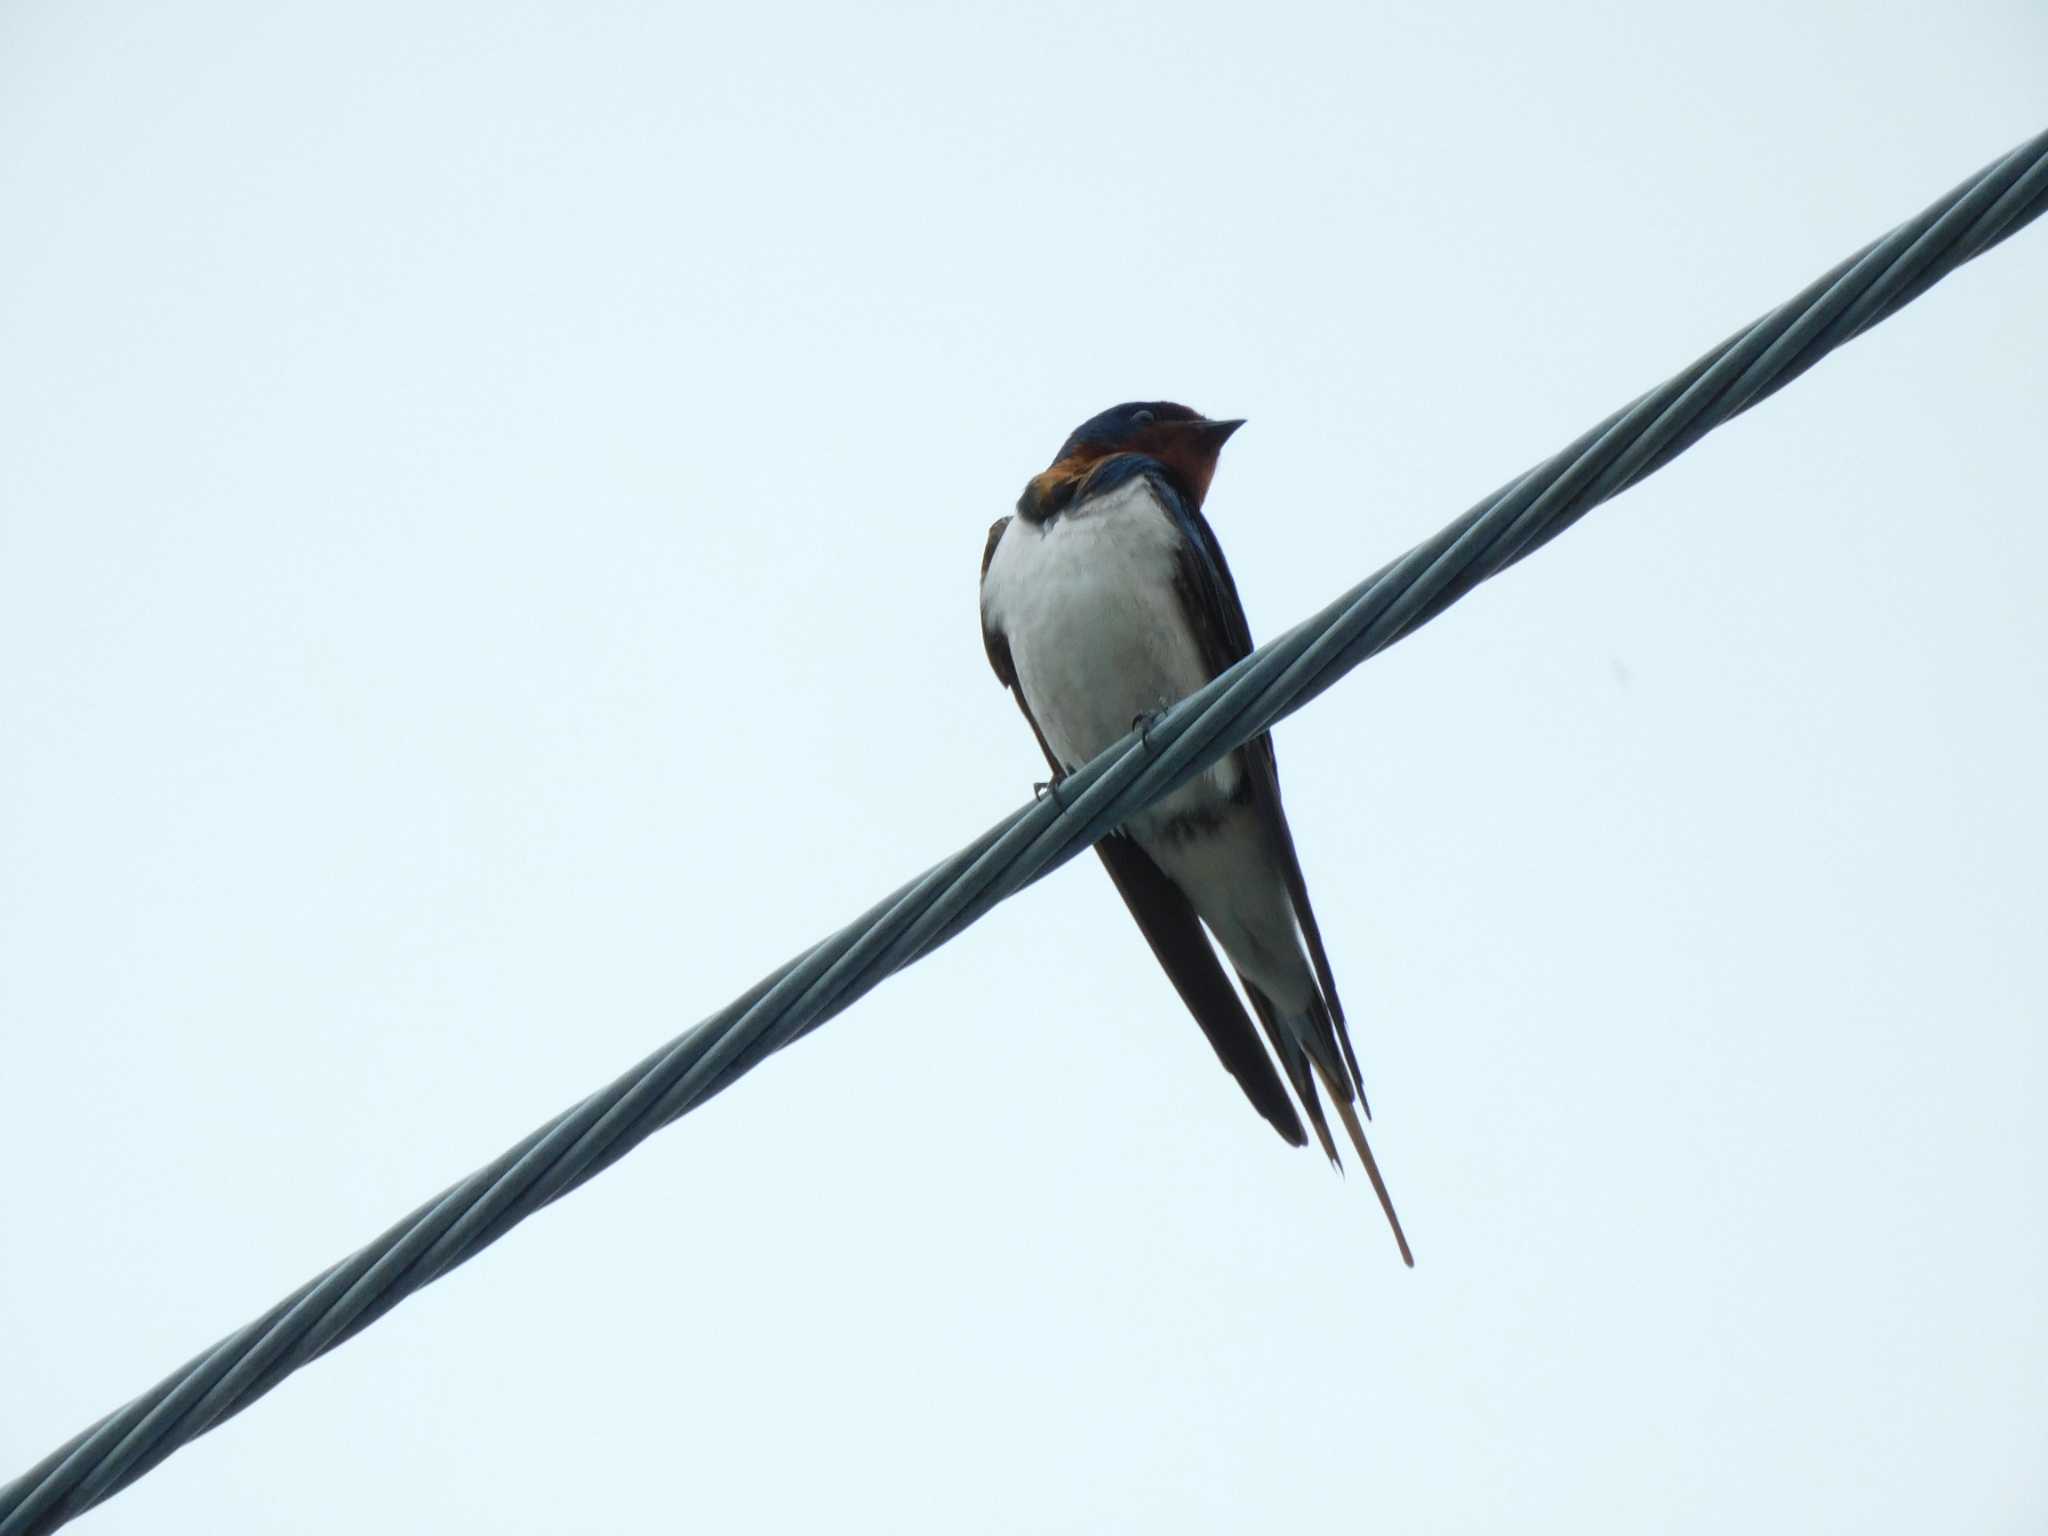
[1245,983,1339,1166]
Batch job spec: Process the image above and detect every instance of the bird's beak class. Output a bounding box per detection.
[1155,417,1245,508]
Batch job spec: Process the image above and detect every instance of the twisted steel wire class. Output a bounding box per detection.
[6,125,2044,1534]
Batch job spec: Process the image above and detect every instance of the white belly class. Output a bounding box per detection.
[982,476,1240,822]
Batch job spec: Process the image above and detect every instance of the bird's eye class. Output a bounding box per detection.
[1131,409,1156,427]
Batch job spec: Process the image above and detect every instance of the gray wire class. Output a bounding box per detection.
[5,125,2044,1536]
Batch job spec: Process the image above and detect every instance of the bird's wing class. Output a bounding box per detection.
[1159,478,1370,1110]
[980,517,1018,688]
[1165,485,1412,1261]
[1092,834,1309,1148]
[978,512,1307,1149]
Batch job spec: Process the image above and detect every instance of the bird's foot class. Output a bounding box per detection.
[1033,771,1071,812]
[1131,709,1166,753]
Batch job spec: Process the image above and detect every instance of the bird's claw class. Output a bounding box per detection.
[1131,709,1165,752]
[1033,773,1070,812]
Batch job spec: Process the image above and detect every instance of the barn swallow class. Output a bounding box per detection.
[979,401,1412,1266]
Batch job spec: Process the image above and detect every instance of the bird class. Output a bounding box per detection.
[978,401,1413,1266]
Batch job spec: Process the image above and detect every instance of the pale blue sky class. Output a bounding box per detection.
[3,3,2044,1532]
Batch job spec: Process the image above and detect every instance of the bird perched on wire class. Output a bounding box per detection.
[978,402,1412,1266]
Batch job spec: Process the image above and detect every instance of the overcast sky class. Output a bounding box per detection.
[3,4,2044,1532]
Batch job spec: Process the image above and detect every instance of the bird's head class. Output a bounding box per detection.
[1020,401,1245,519]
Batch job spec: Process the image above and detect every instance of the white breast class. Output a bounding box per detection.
[982,476,1240,819]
